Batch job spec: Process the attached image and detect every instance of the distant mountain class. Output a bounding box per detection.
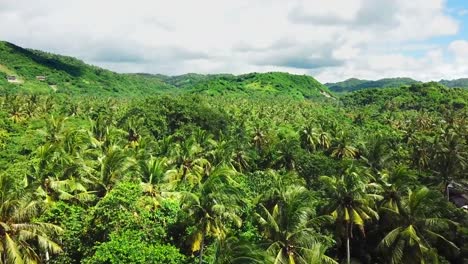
[325,77,420,92]
[154,72,332,99]
[438,78,468,88]
[341,82,468,111]
[0,41,332,99]
[0,41,175,95]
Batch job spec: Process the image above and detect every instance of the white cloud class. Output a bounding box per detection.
[449,40,468,59]
[0,0,466,82]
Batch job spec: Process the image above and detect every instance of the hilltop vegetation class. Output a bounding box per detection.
[0,41,175,95]
[0,41,330,99]
[326,77,468,93]
[439,78,468,88]
[0,41,467,264]
[157,72,332,99]
[342,82,468,110]
[325,77,420,93]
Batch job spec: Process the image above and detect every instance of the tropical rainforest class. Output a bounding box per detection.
[0,40,467,264]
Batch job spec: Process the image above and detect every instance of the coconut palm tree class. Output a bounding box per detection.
[252,127,268,151]
[165,138,211,189]
[330,132,359,159]
[0,174,63,263]
[273,138,299,171]
[138,156,176,207]
[37,116,68,144]
[88,145,136,196]
[181,169,243,264]
[320,166,382,264]
[300,124,321,152]
[211,236,265,264]
[408,134,433,171]
[378,187,459,263]
[359,134,394,172]
[432,127,467,199]
[230,147,252,173]
[255,184,336,264]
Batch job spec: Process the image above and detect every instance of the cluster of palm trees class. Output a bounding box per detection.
[0,93,466,263]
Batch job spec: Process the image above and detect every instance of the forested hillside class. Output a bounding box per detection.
[0,41,175,96]
[325,77,420,92]
[326,77,468,93]
[156,72,332,99]
[0,42,467,264]
[439,78,468,88]
[0,41,330,99]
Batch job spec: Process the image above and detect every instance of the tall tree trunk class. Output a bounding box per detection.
[346,222,351,264]
[198,230,206,264]
[347,237,350,264]
[446,182,450,201]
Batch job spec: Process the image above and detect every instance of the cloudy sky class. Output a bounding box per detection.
[1,0,467,82]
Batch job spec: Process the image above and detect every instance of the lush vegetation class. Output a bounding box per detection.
[158,72,332,99]
[0,42,467,264]
[326,77,468,93]
[0,41,331,100]
[439,78,468,89]
[325,78,420,93]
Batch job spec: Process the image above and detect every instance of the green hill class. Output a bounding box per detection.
[158,72,333,99]
[325,77,420,92]
[439,78,468,88]
[341,82,468,110]
[0,41,332,99]
[0,41,174,95]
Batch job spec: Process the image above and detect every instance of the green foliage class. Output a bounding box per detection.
[42,202,87,264]
[326,77,420,93]
[0,42,467,264]
[0,41,173,96]
[169,72,333,99]
[341,82,468,112]
[84,230,185,264]
[0,41,335,99]
[439,78,468,88]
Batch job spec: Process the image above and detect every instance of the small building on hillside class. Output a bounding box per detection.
[36,75,46,81]
[7,75,19,83]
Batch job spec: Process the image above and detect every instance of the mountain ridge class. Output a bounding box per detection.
[326,77,468,92]
[0,41,331,99]
[2,40,467,97]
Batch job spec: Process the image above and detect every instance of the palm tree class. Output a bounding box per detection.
[211,236,265,264]
[0,174,63,263]
[320,166,382,264]
[408,134,432,171]
[206,139,234,167]
[432,127,467,199]
[138,156,176,207]
[255,184,336,264]
[300,124,320,152]
[165,139,211,189]
[378,187,459,263]
[88,145,136,196]
[230,147,252,173]
[5,95,26,123]
[37,116,68,144]
[35,177,95,205]
[252,127,268,151]
[318,130,331,150]
[181,170,243,264]
[359,134,394,172]
[330,132,359,159]
[273,138,299,170]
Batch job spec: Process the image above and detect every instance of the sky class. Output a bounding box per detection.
[0,0,467,83]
